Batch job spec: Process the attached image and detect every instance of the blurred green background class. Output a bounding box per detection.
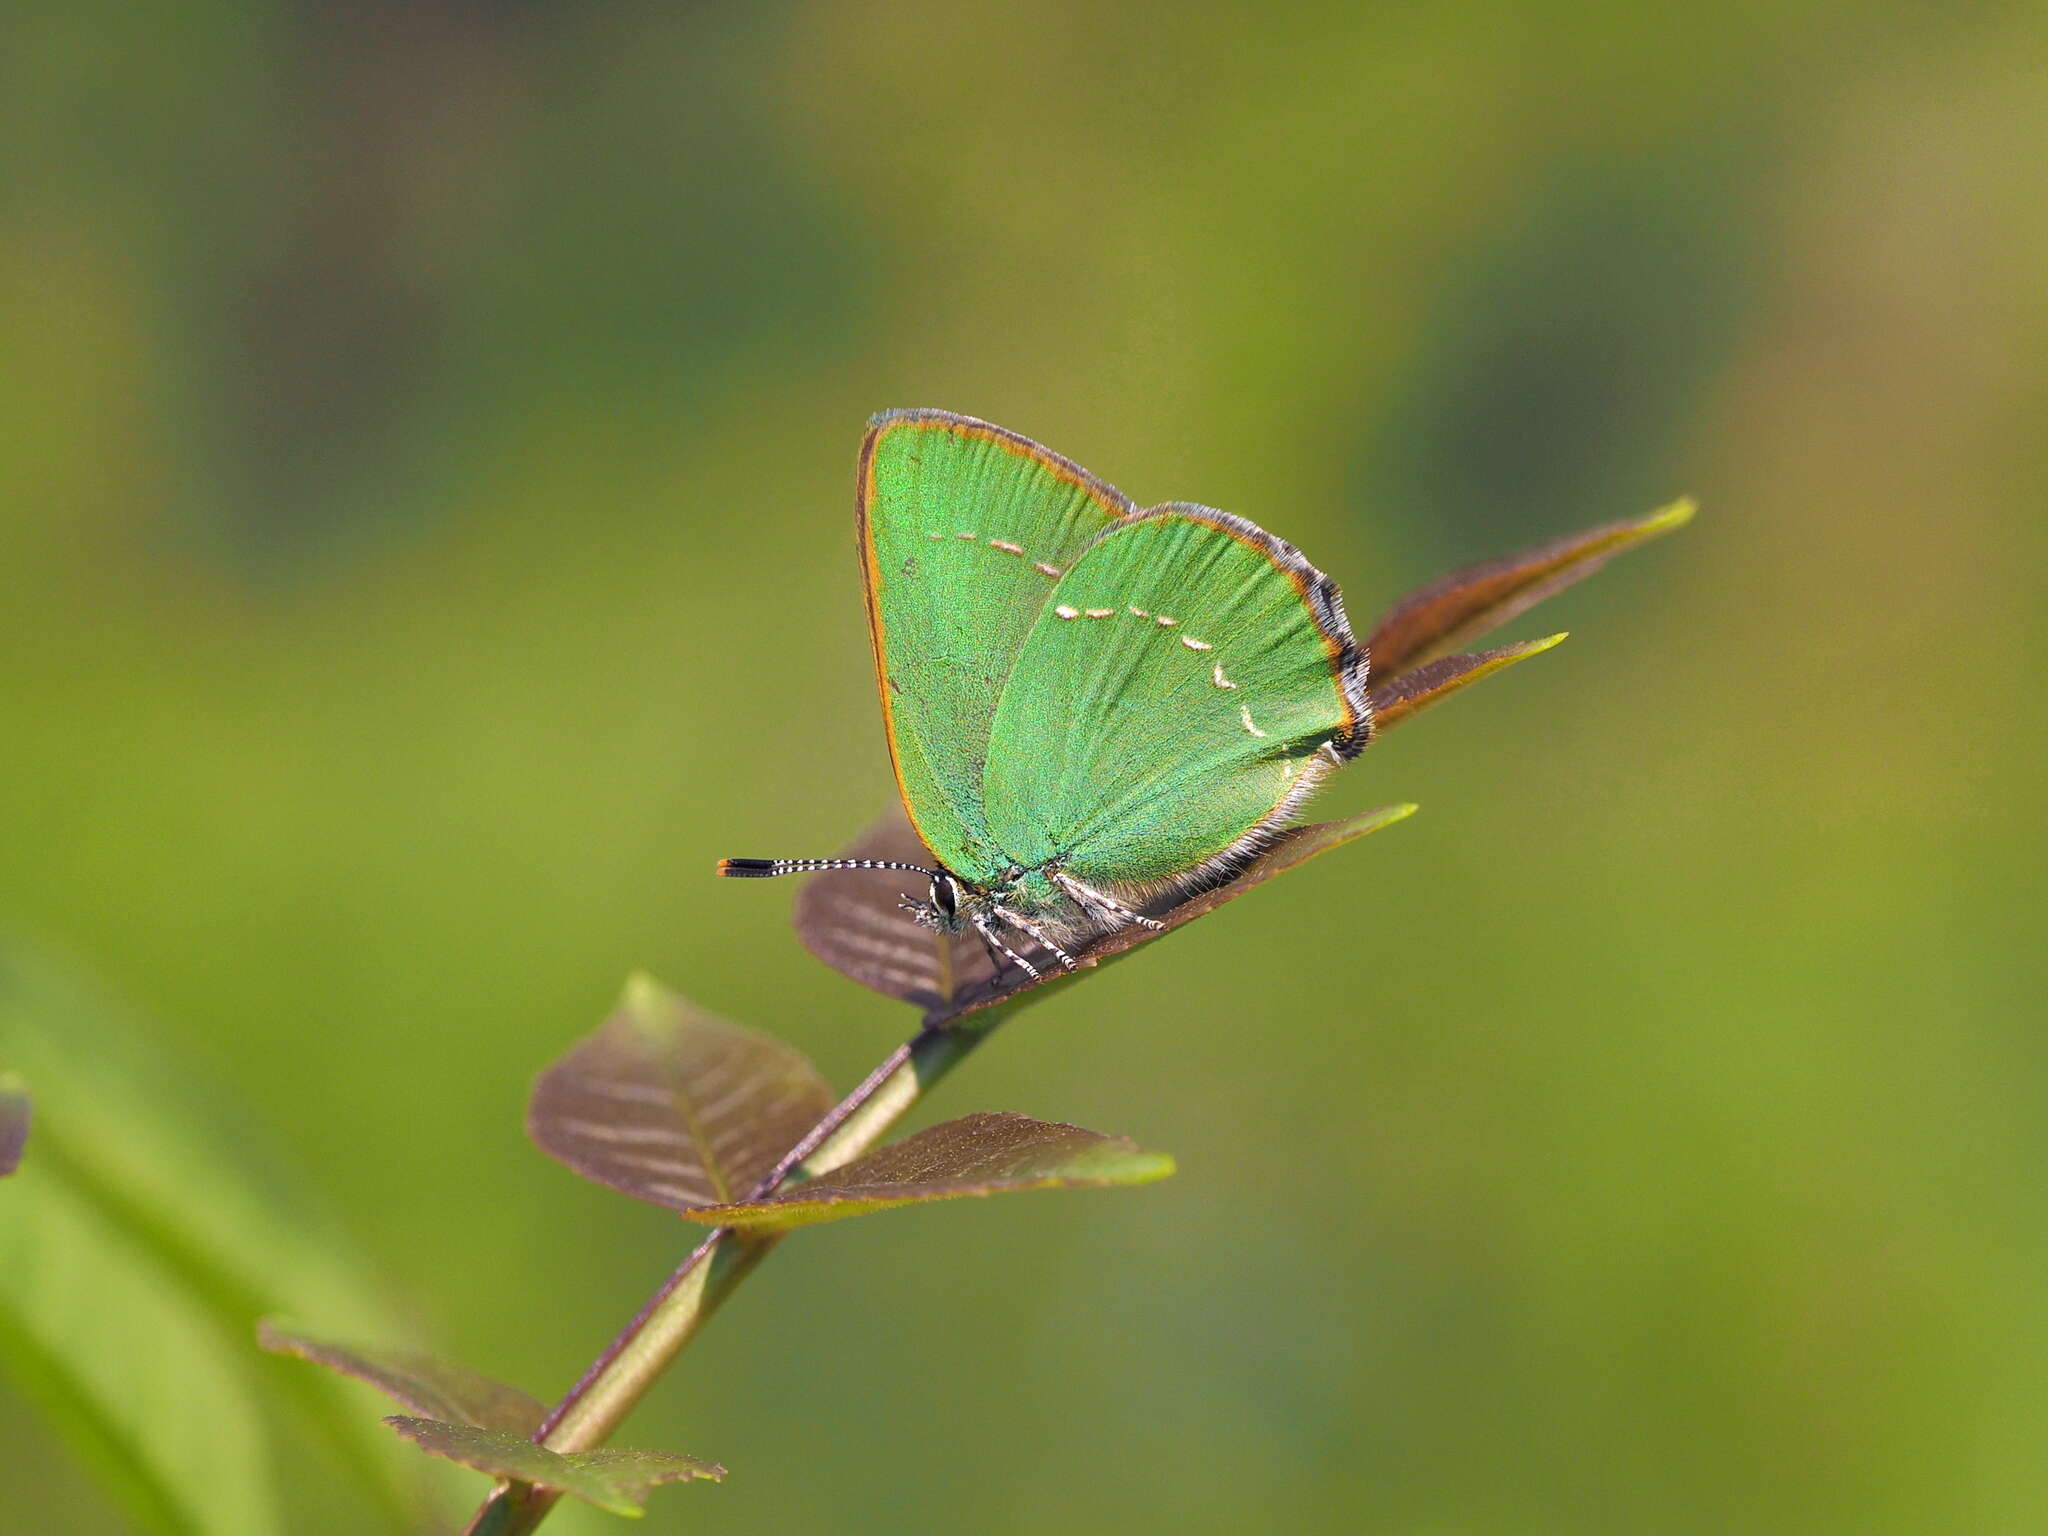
[4,3,2045,1533]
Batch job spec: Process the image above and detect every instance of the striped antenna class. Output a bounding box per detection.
[716,857,939,880]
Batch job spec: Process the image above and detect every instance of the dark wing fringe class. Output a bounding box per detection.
[1123,502,1373,758]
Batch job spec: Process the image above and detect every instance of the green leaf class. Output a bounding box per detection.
[258,1320,547,1435]
[2,1151,280,1535]
[1367,633,1568,733]
[0,1070,27,1176]
[0,942,418,1532]
[678,1111,1175,1232]
[528,975,837,1212]
[1367,497,1694,683]
[797,803,1418,1024]
[384,1417,723,1516]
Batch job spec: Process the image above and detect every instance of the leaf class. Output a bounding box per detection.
[2,1151,281,1535]
[257,1320,547,1436]
[1367,633,1568,733]
[797,803,1418,1024]
[529,975,837,1212]
[792,811,988,1017]
[1366,498,1694,683]
[0,1070,27,1176]
[677,1111,1174,1232]
[0,942,418,1532]
[384,1417,723,1516]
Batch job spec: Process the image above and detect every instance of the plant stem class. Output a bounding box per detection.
[461,1013,1004,1536]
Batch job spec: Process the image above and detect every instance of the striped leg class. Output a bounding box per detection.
[991,907,1077,972]
[973,914,1042,980]
[1052,871,1166,932]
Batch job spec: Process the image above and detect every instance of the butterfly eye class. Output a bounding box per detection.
[930,876,959,918]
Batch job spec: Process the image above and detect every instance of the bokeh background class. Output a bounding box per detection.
[4,4,2045,1533]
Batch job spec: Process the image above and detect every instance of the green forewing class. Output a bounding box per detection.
[860,412,1134,882]
[982,506,1361,886]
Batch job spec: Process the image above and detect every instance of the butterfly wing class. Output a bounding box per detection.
[858,411,1138,883]
[980,504,1370,895]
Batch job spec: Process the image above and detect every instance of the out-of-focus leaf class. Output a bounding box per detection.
[529,975,836,1212]
[257,1321,546,1436]
[1367,498,1694,682]
[798,803,1418,1024]
[0,943,418,1531]
[1368,633,1568,733]
[0,1070,27,1176]
[677,1111,1174,1232]
[384,1417,723,1516]
[2,1140,280,1535]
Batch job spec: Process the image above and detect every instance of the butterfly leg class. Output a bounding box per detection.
[1051,872,1166,933]
[972,913,1042,980]
[991,907,1078,972]
[971,919,1010,980]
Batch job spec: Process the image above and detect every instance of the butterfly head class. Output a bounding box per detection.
[719,851,1092,980]
[900,867,972,933]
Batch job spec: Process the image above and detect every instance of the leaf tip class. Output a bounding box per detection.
[1131,1151,1178,1183]
[1638,496,1698,537]
[1361,802,1421,833]
[621,970,669,1016]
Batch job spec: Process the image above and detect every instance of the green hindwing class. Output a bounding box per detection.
[859,412,1136,884]
[981,505,1369,892]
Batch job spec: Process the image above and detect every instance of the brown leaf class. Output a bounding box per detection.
[0,1071,26,1176]
[797,803,1417,1024]
[792,812,993,1016]
[528,977,836,1212]
[258,1320,547,1435]
[1367,498,1694,683]
[1367,633,1568,733]
[675,1111,1174,1232]
[383,1417,722,1514]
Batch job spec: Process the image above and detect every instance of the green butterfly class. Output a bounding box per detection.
[721,410,1370,978]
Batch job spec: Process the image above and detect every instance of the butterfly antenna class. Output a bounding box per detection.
[716,857,938,879]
